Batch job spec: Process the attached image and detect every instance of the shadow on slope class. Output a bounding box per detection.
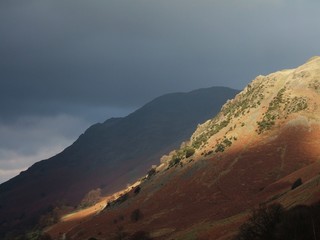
[0,87,239,238]
[58,122,320,240]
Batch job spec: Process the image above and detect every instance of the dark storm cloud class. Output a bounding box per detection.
[0,114,89,183]
[0,107,132,183]
[2,0,319,115]
[1,0,320,183]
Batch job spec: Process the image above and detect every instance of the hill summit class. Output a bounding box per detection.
[47,56,320,240]
[179,55,320,158]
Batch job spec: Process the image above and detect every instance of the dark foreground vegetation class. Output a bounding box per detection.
[234,202,320,240]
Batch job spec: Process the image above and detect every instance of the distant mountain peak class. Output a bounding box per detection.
[0,86,239,239]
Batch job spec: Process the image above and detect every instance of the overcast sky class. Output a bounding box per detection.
[1,0,320,183]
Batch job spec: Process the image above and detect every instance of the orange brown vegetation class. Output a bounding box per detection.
[47,57,320,240]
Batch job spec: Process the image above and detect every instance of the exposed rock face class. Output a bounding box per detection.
[46,57,320,240]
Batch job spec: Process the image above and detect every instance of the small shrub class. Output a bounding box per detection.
[116,193,128,204]
[130,231,152,240]
[257,119,275,134]
[204,150,213,156]
[291,178,302,190]
[107,193,129,208]
[234,204,284,240]
[169,156,181,168]
[134,186,141,195]
[185,147,195,158]
[147,168,156,178]
[223,138,232,147]
[215,143,225,153]
[130,209,142,222]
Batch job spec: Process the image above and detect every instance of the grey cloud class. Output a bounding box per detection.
[0,114,90,183]
[2,0,319,113]
[0,108,133,183]
[0,169,23,184]
[1,0,320,182]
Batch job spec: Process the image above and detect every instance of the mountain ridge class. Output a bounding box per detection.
[0,86,239,238]
[46,56,320,240]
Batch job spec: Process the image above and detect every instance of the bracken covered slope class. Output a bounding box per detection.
[0,87,239,238]
[47,56,320,240]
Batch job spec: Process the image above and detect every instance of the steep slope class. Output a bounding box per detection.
[0,86,238,238]
[51,56,320,240]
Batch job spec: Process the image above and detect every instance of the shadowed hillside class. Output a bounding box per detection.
[0,86,238,238]
[45,56,320,240]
